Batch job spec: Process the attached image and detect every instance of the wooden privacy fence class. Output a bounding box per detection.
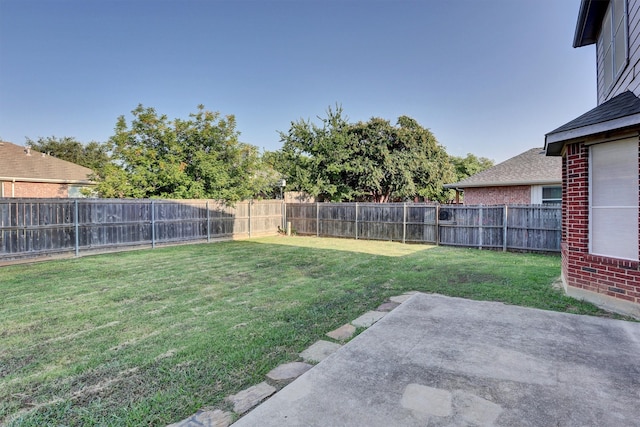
[286,203,561,252]
[0,199,284,261]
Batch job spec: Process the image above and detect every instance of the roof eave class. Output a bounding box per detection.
[444,179,561,189]
[545,111,640,155]
[0,176,95,185]
[573,0,609,48]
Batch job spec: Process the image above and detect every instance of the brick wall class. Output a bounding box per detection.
[1,181,69,198]
[562,142,640,308]
[462,186,531,205]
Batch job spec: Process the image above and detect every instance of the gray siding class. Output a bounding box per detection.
[599,0,640,103]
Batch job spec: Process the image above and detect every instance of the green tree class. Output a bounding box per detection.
[276,107,455,202]
[26,136,109,171]
[450,153,494,182]
[276,105,356,201]
[349,116,456,202]
[94,105,262,202]
[251,151,285,199]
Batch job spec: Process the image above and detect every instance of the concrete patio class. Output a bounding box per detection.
[232,293,640,426]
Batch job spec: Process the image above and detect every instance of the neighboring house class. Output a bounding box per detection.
[0,141,94,198]
[444,148,561,205]
[544,0,640,317]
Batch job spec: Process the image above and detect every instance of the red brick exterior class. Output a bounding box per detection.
[1,181,70,198]
[561,142,640,306]
[462,186,531,205]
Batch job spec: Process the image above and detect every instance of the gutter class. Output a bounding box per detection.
[545,112,640,156]
[443,180,561,189]
[0,176,94,185]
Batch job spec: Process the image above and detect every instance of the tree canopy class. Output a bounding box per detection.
[275,106,455,202]
[450,153,494,182]
[26,136,109,171]
[24,106,492,204]
[93,105,265,202]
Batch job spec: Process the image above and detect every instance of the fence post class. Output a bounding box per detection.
[151,200,155,248]
[316,202,320,237]
[206,200,210,242]
[355,202,358,240]
[402,203,407,244]
[248,200,252,238]
[282,200,286,231]
[478,206,483,250]
[435,205,440,246]
[74,199,79,257]
[503,205,508,252]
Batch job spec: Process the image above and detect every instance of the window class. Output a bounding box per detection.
[600,0,628,91]
[530,185,561,204]
[590,138,638,261]
[542,186,561,205]
[68,185,88,198]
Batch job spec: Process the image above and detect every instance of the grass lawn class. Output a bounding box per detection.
[0,236,615,426]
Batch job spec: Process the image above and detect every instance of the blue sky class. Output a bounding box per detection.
[1,0,595,163]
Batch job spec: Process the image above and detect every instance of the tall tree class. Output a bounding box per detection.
[450,153,494,182]
[94,105,262,202]
[276,107,455,202]
[26,136,109,171]
[277,106,356,201]
[347,116,455,202]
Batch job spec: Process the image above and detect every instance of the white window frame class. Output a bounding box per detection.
[541,186,561,205]
[589,137,639,261]
[599,0,628,94]
[530,185,561,205]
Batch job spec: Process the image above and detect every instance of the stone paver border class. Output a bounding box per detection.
[266,362,313,382]
[300,340,342,363]
[351,310,387,328]
[226,382,276,415]
[167,291,417,426]
[326,323,356,341]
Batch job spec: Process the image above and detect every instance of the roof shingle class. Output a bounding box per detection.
[444,148,561,189]
[0,141,93,182]
[547,91,640,135]
[545,91,640,156]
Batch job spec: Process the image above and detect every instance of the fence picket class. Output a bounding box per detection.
[1,199,561,262]
[285,203,560,253]
[0,199,283,261]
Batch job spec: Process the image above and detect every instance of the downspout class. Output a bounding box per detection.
[12,179,15,197]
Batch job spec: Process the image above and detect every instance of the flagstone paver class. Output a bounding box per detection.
[266,362,312,382]
[400,384,452,417]
[351,310,386,328]
[167,409,233,427]
[376,301,400,312]
[300,340,342,363]
[326,323,356,341]
[389,292,417,304]
[226,382,276,415]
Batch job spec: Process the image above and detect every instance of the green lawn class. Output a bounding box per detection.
[0,236,613,426]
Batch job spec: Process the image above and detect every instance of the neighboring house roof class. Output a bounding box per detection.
[573,0,608,47]
[545,91,640,155]
[0,141,94,183]
[444,148,561,189]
